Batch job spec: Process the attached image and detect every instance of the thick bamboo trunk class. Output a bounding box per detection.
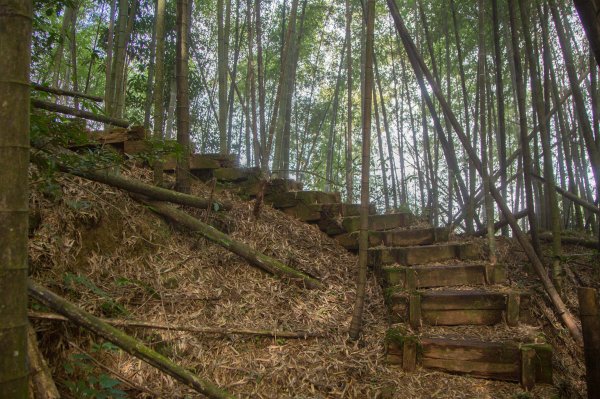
[28,282,234,399]
[0,0,32,396]
[138,198,323,289]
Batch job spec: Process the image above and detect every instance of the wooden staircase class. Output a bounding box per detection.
[122,151,554,390]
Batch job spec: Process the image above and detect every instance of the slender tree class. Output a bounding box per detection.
[349,0,374,340]
[0,0,32,396]
[152,0,166,184]
[175,0,191,193]
[345,0,353,203]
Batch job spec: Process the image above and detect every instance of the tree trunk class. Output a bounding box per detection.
[175,0,191,193]
[492,0,508,237]
[345,0,353,204]
[349,0,374,340]
[325,40,346,192]
[143,0,157,130]
[217,0,229,154]
[478,0,496,264]
[152,0,166,184]
[0,0,31,396]
[507,0,542,256]
[526,0,562,292]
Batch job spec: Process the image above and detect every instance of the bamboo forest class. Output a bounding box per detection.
[2,0,600,397]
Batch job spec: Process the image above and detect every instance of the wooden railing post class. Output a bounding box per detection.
[578,287,600,399]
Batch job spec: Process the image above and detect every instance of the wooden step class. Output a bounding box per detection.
[319,213,413,236]
[381,263,506,289]
[280,202,377,223]
[368,243,479,267]
[163,153,238,171]
[265,190,341,209]
[384,290,530,326]
[385,330,552,388]
[335,227,449,250]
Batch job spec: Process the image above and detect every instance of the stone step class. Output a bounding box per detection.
[319,213,413,236]
[335,227,449,250]
[265,190,341,209]
[385,330,552,388]
[368,243,480,267]
[384,289,530,327]
[381,263,506,290]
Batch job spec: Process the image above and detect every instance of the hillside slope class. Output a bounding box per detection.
[28,163,582,398]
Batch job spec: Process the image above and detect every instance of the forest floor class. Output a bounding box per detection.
[28,162,594,398]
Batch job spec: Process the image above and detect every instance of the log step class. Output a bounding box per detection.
[384,289,530,326]
[368,243,480,267]
[319,213,413,236]
[265,190,341,209]
[162,153,238,171]
[381,263,506,289]
[335,227,450,250]
[280,202,378,223]
[385,330,552,387]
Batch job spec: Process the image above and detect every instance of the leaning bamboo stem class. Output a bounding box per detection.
[137,197,324,289]
[29,311,323,339]
[32,99,129,127]
[28,282,235,399]
[31,145,232,211]
[31,83,104,102]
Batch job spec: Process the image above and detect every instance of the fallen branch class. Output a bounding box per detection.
[31,145,232,211]
[27,324,60,399]
[32,83,104,102]
[473,209,529,237]
[28,281,234,399]
[29,311,323,339]
[137,197,324,289]
[539,232,599,250]
[32,99,129,127]
[532,173,600,215]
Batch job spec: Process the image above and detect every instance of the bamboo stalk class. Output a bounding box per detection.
[137,197,324,289]
[28,282,235,399]
[29,311,323,339]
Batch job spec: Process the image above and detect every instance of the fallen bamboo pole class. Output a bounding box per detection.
[473,209,529,237]
[29,311,323,339]
[28,282,235,399]
[137,197,324,289]
[532,173,600,215]
[27,324,60,399]
[32,99,129,127]
[539,232,599,250]
[31,146,232,211]
[32,83,104,102]
[578,288,600,399]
